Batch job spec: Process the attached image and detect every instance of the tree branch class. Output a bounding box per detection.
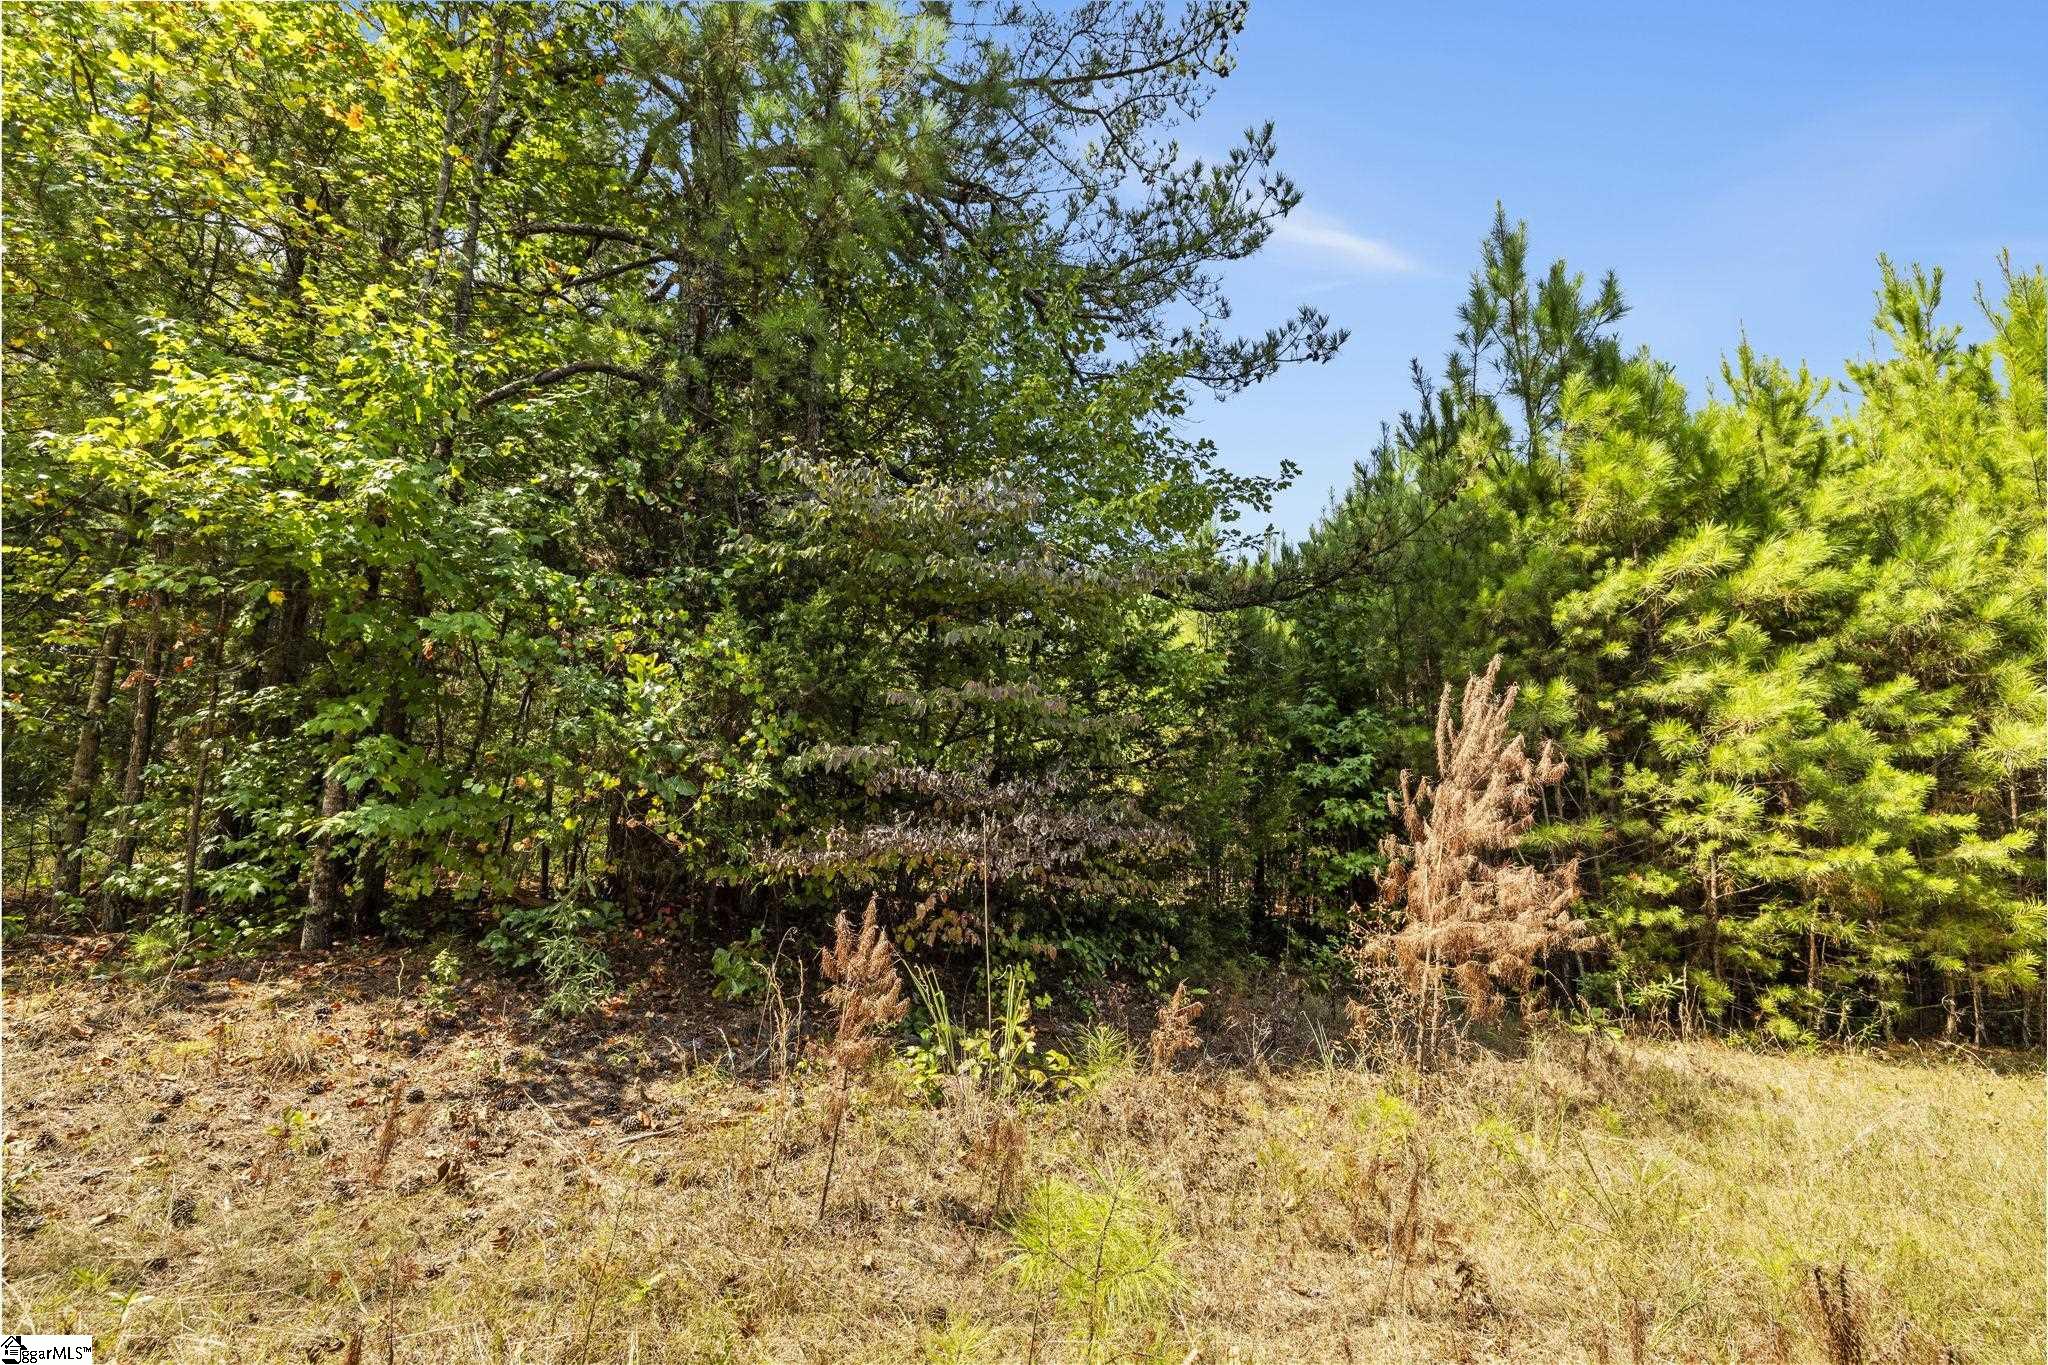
[477,361,658,408]
[511,221,656,248]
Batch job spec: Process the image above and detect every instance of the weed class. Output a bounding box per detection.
[711,926,771,1004]
[967,1106,1029,1219]
[921,1312,997,1363]
[1799,1263,1958,1365]
[363,1085,404,1187]
[1809,1264,1868,1365]
[1353,1089,1419,1151]
[121,920,187,984]
[3,955,2036,1361]
[1350,657,1593,1059]
[816,899,908,1218]
[481,894,619,973]
[421,946,463,1016]
[1069,1023,1136,1095]
[1147,981,1204,1073]
[907,963,1060,1098]
[266,1106,329,1157]
[255,1009,324,1078]
[2,1157,40,1234]
[69,1265,115,1295]
[537,932,613,1020]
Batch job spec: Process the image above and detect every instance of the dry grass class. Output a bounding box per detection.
[2,944,2041,1362]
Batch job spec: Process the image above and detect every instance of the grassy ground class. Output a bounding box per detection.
[2,939,2041,1363]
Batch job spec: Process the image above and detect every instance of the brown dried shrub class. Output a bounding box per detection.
[966,1107,1028,1218]
[1802,1263,1961,1365]
[1147,981,1203,1073]
[1351,656,1594,1050]
[815,897,909,1218]
[363,1084,404,1188]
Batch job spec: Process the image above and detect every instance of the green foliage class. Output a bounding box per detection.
[482,896,620,974]
[0,1157,36,1230]
[120,909,292,983]
[4,0,1330,975]
[1069,1024,1139,1095]
[1,0,2035,1042]
[266,1106,328,1158]
[421,946,463,1016]
[536,932,614,1022]
[904,964,1074,1098]
[1007,1166,1182,1360]
[1290,220,2044,1038]
[919,1315,997,1365]
[122,920,186,985]
[710,927,771,1005]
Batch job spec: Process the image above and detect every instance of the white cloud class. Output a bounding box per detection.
[1270,207,1420,275]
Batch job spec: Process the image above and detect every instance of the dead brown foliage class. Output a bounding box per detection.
[363,1084,404,1188]
[1148,981,1204,1073]
[1352,657,1593,1049]
[815,897,909,1218]
[1804,1263,1964,1365]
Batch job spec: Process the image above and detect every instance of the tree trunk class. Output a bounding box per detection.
[1702,854,1723,981]
[349,557,414,940]
[178,802,208,915]
[262,578,312,695]
[539,768,556,900]
[102,595,166,929]
[351,843,388,939]
[450,23,506,341]
[300,771,349,950]
[180,632,225,919]
[352,697,406,938]
[58,622,126,899]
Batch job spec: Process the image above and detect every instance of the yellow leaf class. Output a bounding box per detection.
[267,588,286,605]
[344,103,367,132]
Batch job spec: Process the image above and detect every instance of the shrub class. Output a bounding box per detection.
[421,945,464,1016]
[905,962,1067,1098]
[480,895,619,1018]
[536,932,613,1020]
[711,925,771,1003]
[1007,1165,1181,1361]
[122,919,187,983]
[481,895,620,973]
[1351,657,1594,1052]
[1069,1023,1136,1094]
[1147,982,1203,1072]
[815,898,909,1217]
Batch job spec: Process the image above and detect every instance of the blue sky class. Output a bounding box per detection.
[1180,1,2048,537]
